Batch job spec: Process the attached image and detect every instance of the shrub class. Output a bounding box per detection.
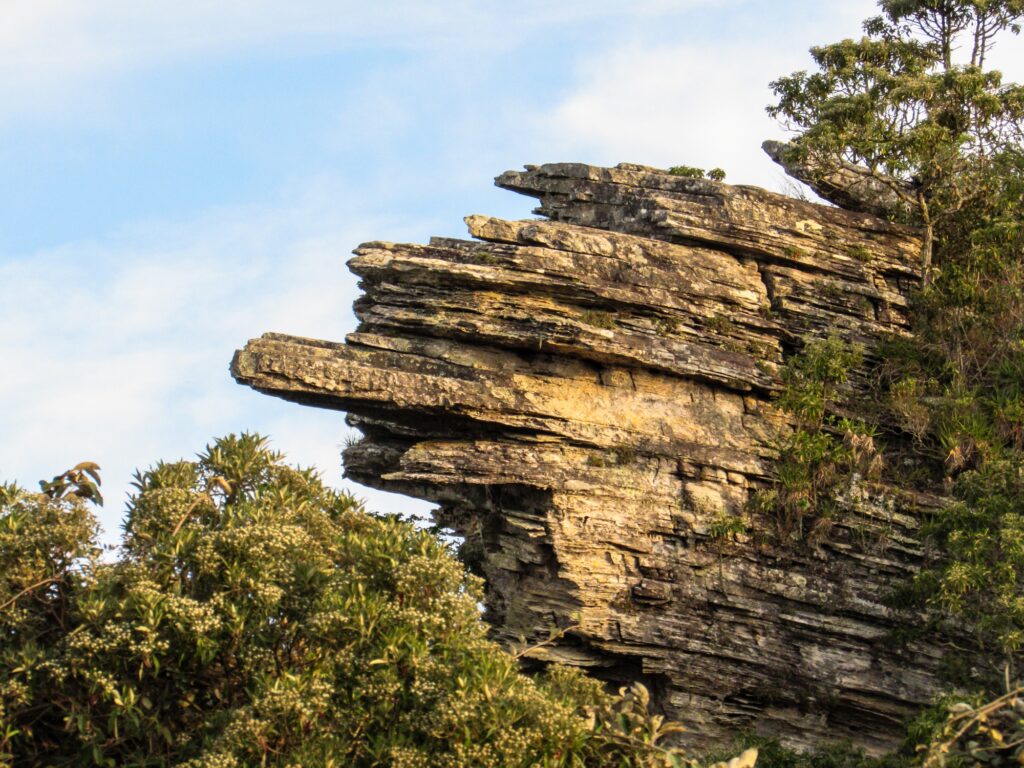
[750,334,880,544]
[667,166,727,181]
[0,434,710,767]
[916,687,1024,768]
[898,460,1024,668]
[875,150,1024,678]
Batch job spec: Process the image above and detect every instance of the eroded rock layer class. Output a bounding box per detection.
[232,163,941,753]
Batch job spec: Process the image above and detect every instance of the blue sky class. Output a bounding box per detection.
[3,0,1021,543]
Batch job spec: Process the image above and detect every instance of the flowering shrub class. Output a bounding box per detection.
[1,434,712,767]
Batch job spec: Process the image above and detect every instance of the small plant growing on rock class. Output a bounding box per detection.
[668,165,727,181]
[581,309,617,330]
[655,316,681,336]
[750,334,882,545]
[820,280,843,300]
[846,244,874,264]
[586,447,638,468]
[668,165,706,178]
[706,315,737,335]
[471,251,500,265]
[709,512,749,541]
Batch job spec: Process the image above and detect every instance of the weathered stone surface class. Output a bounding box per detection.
[762,140,914,221]
[232,162,943,754]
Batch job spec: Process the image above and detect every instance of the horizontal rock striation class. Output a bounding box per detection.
[233,163,942,753]
[761,140,915,220]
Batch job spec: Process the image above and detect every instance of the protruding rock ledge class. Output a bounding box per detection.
[762,140,914,220]
[233,162,941,754]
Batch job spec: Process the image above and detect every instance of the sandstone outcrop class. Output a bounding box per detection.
[232,162,942,753]
[762,140,914,220]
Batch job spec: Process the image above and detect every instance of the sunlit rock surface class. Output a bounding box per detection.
[233,162,941,753]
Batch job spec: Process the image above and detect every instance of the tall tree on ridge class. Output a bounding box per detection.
[768,0,1024,282]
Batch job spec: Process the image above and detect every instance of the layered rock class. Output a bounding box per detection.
[762,140,914,220]
[232,163,941,753]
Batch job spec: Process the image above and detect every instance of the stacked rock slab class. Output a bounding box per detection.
[232,163,940,753]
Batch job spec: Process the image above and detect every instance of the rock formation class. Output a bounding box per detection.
[232,162,943,753]
[762,140,913,220]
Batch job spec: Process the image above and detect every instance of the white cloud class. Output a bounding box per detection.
[536,0,1024,192]
[536,39,813,191]
[0,0,726,117]
[0,178,436,543]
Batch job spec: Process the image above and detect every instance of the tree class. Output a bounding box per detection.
[875,0,1024,70]
[768,0,1024,281]
[1,434,715,767]
[768,0,1024,724]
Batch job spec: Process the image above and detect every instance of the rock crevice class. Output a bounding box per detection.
[233,162,940,753]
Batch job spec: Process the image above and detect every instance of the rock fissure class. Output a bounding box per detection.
[233,161,945,753]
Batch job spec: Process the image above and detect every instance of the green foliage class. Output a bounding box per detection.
[470,250,501,266]
[702,734,911,768]
[668,165,705,178]
[655,316,681,336]
[0,475,102,766]
[708,512,749,541]
[667,165,727,181]
[586,447,639,469]
[582,309,618,331]
[917,687,1024,768]
[751,335,882,544]
[38,461,104,506]
[778,335,865,428]
[879,150,1024,473]
[869,0,1024,70]
[900,460,1024,662]
[0,435,710,767]
[847,245,875,263]
[698,699,1024,768]
[706,316,738,336]
[871,146,1024,674]
[768,0,1024,277]
[769,0,1024,692]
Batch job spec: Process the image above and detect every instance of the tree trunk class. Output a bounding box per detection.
[921,223,934,285]
[918,191,934,285]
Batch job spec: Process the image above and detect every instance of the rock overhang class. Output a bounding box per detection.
[232,161,939,753]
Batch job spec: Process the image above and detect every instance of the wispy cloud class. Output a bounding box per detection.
[6,0,1022,545]
[0,0,727,116]
[530,1,898,190]
[0,176,436,541]
[538,42,792,188]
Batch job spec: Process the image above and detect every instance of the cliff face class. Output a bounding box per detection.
[232,163,942,753]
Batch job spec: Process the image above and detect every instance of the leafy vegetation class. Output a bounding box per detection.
[866,143,1024,679]
[667,165,727,181]
[918,687,1024,768]
[703,734,910,768]
[874,121,1024,685]
[766,0,1024,760]
[769,0,1024,279]
[582,309,618,331]
[748,334,883,546]
[6,0,1024,764]
[704,695,1024,768]
[0,434,713,767]
[710,694,1024,768]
